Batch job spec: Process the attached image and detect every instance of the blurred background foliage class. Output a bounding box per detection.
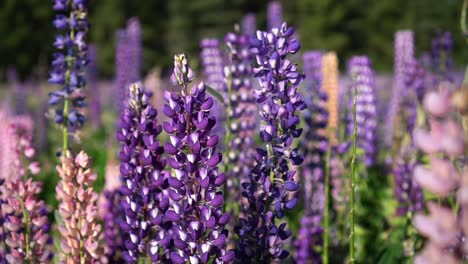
[0,0,465,80]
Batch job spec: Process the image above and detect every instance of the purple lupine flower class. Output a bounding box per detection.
[103,189,125,262]
[87,45,102,128]
[294,51,327,263]
[235,22,305,262]
[267,1,283,30]
[115,29,131,116]
[1,179,53,263]
[163,54,233,263]
[241,13,256,37]
[224,32,257,189]
[48,0,89,129]
[385,30,414,147]
[55,151,104,262]
[0,178,5,263]
[430,31,454,86]
[393,148,424,216]
[116,82,170,262]
[347,56,378,167]
[7,68,27,115]
[126,18,142,83]
[199,38,227,139]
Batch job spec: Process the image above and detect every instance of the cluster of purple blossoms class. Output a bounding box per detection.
[162,54,233,263]
[241,14,256,37]
[267,1,283,30]
[224,32,257,193]
[385,30,414,147]
[430,31,454,85]
[116,82,170,262]
[87,45,102,128]
[200,38,227,138]
[235,22,305,262]
[347,56,378,167]
[294,51,328,263]
[48,0,89,128]
[115,18,142,116]
[393,148,424,216]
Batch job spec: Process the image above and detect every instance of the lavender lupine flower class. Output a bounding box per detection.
[294,51,328,263]
[267,1,283,30]
[0,111,14,182]
[347,56,378,167]
[385,30,414,147]
[241,13,256,37]
[163,54,233,263]
[115,29,131,116]
[224,32,257,192]
[393,149,424,216]
[9,116,40,180]
[0,178,5,263]
[116,82,170,262]
[235,22,305,262]
[411,85,467,263]
[199,38,227,138]
[126,18,142,83]
[1,179,53,263]
[7,68,27,115]
[56,151,103,262]
[48,0,89,129]
[430,31,454,85]
[87,45,102,128]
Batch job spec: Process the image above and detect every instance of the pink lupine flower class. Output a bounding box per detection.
[56,150,103,262]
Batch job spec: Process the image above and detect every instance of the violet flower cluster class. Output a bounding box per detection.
[56,151,103,262]
[430,31,454,85]
[224,31,257,191]
[347,56,378,167]
[115,18,142,116]
[235,22,305,262]
[87,45,102,128]
[241,14,256,37]
[385,30,414,147]
[162,54,233,263]
[294,51,328,263]
[412,84,467,263]
[393,150,424,216]
[48,0,89,128]
[116,82,169,262]
[267,1,283,30]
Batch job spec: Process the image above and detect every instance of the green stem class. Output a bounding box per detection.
[19,197,31,259]
[461,0,468,44]
[323,132,332,264]
[349,77,358,263]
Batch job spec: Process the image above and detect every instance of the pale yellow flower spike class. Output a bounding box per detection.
[321,52,339,141]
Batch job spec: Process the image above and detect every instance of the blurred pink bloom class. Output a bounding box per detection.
[414,203,458,246]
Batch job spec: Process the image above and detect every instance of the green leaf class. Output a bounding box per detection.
[205,85,226,106]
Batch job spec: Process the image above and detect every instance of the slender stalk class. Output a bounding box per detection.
[19,197,31,258]
[461,0,468,44]
[349,76,358,263]
[323,131,332,264]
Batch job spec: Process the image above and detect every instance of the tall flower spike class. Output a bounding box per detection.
[116,82,169,263]
[347,56,378,167]
[267,1,283,30]
[56,151,103,262]
[412,84,467,263]
[163,55,233,263]
[430,31,454,86]
[115,29,131,116]
[0,110,14,181]
[126,18,142,83]
[7,68,27,116]
[322,52,339,139]
[87,45,101,128]
[48,0,89,144]
[241,14,256,37]
[1,116,52,263]
[1,179,53,263]
[385,30,414,147]
[236,22,306,262]
[294,51,328,263]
